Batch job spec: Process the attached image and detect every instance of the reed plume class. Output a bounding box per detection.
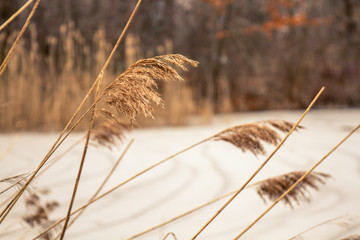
[91,119,131,149]
[128,171,331,239]
[104,54,198,122]
[255,171,331,207]
[212,120,303,156]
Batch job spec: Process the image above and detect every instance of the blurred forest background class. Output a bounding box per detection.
[1,0,360,131]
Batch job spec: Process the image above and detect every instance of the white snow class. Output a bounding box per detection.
[0,109,360,240]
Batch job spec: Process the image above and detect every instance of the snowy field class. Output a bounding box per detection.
[0,109,360,240]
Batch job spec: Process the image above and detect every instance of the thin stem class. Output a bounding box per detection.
[59,71,105,240]
[58,109,97,240]
[128,181,263,240]
[0,0,143,224]
[59,0,142,234]
[288,215,354,240]
[0,133,84,222]
[162,232,178,240]
[191,87,325,239]
[32,136,212,240]
[0,0,34,32]
[234,124,360,239]
[0,0,40,76]
[0,138,82,197]
[54,139,134,240]
[0,134,20,163]
[38,138,84,177]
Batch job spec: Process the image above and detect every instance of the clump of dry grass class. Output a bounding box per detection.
[255,171,331,207]
[232,124,359,239]
[104,54,198,122]
[127,170,332,240]
[212,120,303,156]
[1,1,358,239]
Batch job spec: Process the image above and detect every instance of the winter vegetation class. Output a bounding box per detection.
[0,0,359,239]
[1,0,360,131]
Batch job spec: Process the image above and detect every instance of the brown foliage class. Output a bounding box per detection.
[245,0,329,37]
[256,171,331,207]
[104,54,198,123]
[91,119,132,150]
[22,193,60,240]
[212,120,302,156]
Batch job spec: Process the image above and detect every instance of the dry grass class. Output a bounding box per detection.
[104,54,198,122]
[255,171,331,208]
[289,215,360,240]
[0,27,199,131]
[91,119,132,149]
[22,193,59,240]
[0,1,359,239]
[127,171,333,240]
[213,120,302,156]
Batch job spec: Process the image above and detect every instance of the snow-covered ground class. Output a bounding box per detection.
[0,109,360,240]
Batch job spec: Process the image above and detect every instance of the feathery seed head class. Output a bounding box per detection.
[256,171,331,208]
[104,54,198,122]
[213,120,303,156]
[91,119,131,150]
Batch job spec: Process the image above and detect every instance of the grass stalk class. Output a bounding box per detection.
[59,0,142,234]
[0,0,34,32]
[127,180,270,239]
[0,134,20,163]
[32,136,212,240]
[128,170,329,239]
[234,123,360,239]
[162,232,178,240]
[0,137,83,197]
[0,131,85,222]
[54,139,134,240]
[288,215,357,240]
[59,70,105,240]
[191,87,325,239]
[0,0,142,224]
[58,108,97,240]
[0,0,40,76]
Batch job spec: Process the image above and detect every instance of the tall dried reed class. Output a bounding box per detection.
[191,87,325,239]
[128,171,331,239]
[0,1,358,239]
[234,124,360,239]
[33,119,306,239]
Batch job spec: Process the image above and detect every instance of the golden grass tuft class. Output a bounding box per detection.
[104,54,198,122]
[212,120,302,156]
[255,171,331,208]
